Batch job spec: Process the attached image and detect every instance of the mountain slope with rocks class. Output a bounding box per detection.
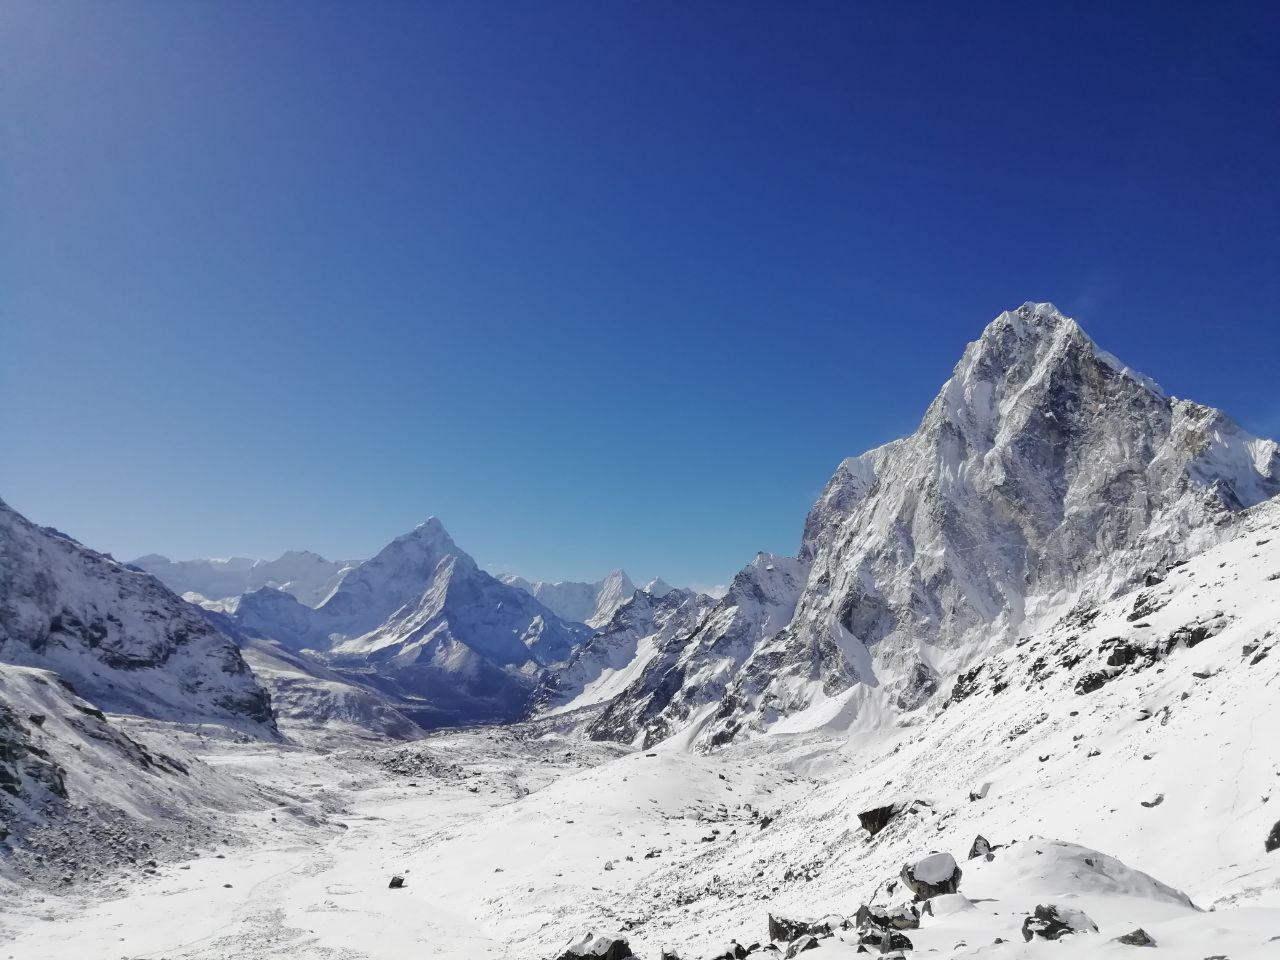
[0,663,269,887]
[0,499,274,732]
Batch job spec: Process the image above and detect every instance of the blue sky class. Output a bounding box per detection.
[2,2,1278,589]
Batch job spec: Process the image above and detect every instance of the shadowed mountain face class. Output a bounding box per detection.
[587,304,1280,749]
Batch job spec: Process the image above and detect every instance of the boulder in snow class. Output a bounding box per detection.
[967,835,991,859]
[1021,904,1098,941]
[768,913,842,943]
[556,932,634,960]
[1114,928,1157,947]
[1266,819,1280,853]
[900,852,961,900]
[857,929,913,952]
[387,875,405,889]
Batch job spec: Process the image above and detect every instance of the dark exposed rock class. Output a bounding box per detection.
[857,929,913,952]
[388,875,405,889]
[1266,820,1280,853]
[705,942,748,960]
[858,801,907,837]
[1114,928,1156,946]
[1021,904,1098,941]
[1074,670,1112,694]
[968,835,992,859]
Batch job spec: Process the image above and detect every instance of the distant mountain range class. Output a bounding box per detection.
[5,302,1278,748]
[130,550,355,607]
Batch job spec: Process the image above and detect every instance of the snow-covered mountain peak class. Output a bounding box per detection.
[387,515,463,558]
[642,577,674,597]
[313,517,469,637]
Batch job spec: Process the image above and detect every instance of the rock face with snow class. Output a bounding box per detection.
[592,304,1280,749]
[131,550,352,608]
[587,553,808,747]
[0,499,274,731]
[502,569,639,628]
[533,586,716,717]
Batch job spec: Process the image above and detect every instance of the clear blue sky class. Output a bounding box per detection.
[2,2,1278,589]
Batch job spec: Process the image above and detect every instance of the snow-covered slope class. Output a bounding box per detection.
[235,636,421,742]
[502,569,639,628]
[595,303,1280,750]
[587,553,810,747]
[0,499,274,732]
[132,550,353,608]
[231,586,336,652]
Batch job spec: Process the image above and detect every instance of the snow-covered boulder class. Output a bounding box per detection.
[900,852,961,899]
